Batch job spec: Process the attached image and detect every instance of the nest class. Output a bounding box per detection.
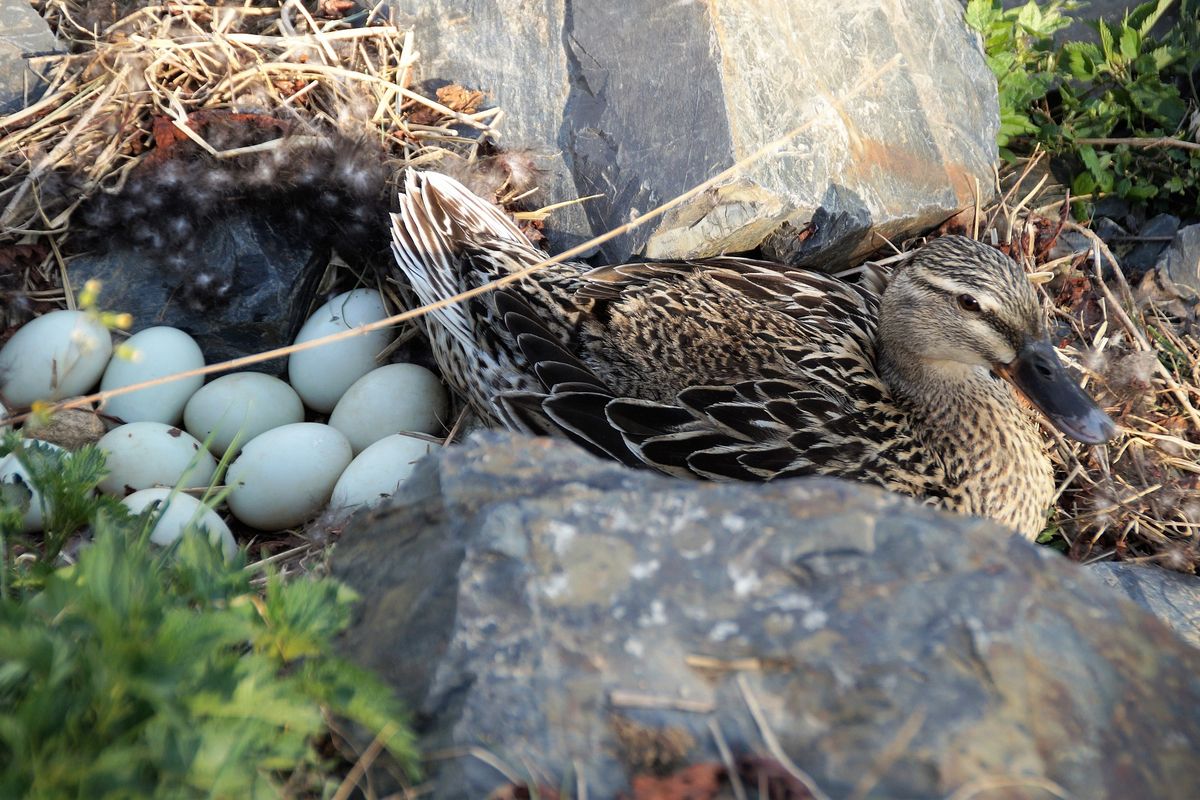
[0,0,503,321]
[2,3,1197,574]
[0,0,511,575]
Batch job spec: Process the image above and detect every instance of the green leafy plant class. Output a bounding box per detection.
[967,0,1200,214]
[0,433,417,797]
[965,0,1077,151]
[0,434,126,582]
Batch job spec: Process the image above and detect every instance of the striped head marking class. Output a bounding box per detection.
[882,236,1043,369]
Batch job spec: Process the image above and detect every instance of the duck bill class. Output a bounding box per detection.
[997,340,1116,445]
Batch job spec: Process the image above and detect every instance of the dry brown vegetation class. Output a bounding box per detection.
[1,0,502,316]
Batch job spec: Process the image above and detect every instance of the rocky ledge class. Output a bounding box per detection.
[395,0,999,266]
[333,432,1200,799]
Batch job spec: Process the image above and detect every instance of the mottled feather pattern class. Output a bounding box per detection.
[391,171,1065,538]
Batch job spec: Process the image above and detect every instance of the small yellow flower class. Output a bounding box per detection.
[29,400,54,428]
[114,343,142,362]
[77,279,102,309]
[100,311,134,331]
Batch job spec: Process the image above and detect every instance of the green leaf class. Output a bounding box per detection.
[1145,44,1181,72]
[1098,19,1116,61]
[1128,82,1186,127]
[1072,171,1097,196]
[0,505,417,797]
[964,0,999,33]
[1118,24,1141,62]
[1130,0,1176,36]
[1063,41,1102,79]
[0,479,32,518]
[1124,183,1159,200]
[1016,1,1044,33]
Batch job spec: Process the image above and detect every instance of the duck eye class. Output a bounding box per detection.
[957,294,981,313]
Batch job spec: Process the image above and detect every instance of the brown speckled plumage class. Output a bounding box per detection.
[392,171,1110,539]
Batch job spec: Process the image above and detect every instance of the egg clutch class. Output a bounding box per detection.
[0,289,448,551]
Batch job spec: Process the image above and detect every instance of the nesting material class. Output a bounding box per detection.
[0,0,503,309]
[0,0,496,576]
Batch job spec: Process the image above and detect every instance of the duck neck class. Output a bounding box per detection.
[875,339,1053,537]
[878,345,1004,435]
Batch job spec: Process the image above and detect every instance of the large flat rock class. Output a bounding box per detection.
[333,433,1200,799]
[0,0,58,115]
[1089,562,1200,648]
[394,0,999,266]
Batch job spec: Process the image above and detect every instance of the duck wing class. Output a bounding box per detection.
[392,169,919,487]
[563,256,888,403]
[495,260,907,484]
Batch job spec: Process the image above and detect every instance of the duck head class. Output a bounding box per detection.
[878,236,1116,445]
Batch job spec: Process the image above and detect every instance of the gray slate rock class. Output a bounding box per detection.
[394,0,999,267]
[1089,562,1200,648]
[70,214,328,374]
[0,0,58,115]
[1092,215,1129,245]
[334,432,1200,800]
[1156,222,1200,297]
[1123,212,1180,278]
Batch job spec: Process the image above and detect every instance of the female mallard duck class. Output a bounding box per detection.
[391,171,1115,538]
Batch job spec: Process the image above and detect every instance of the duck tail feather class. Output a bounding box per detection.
[391,172,528,286]
[391,170,545,350]
[541,392,644,467]
[495,391,557,435]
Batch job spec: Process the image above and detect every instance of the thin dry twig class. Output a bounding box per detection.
[848,709,926,800]
[736,673,832,800]
[608,690,716,714]
[944,774,1072,800]
[333,721,400,800]
[708,719,748,800]
[1075,135,1200,152]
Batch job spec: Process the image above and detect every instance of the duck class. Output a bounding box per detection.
[390,170,1116,539]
